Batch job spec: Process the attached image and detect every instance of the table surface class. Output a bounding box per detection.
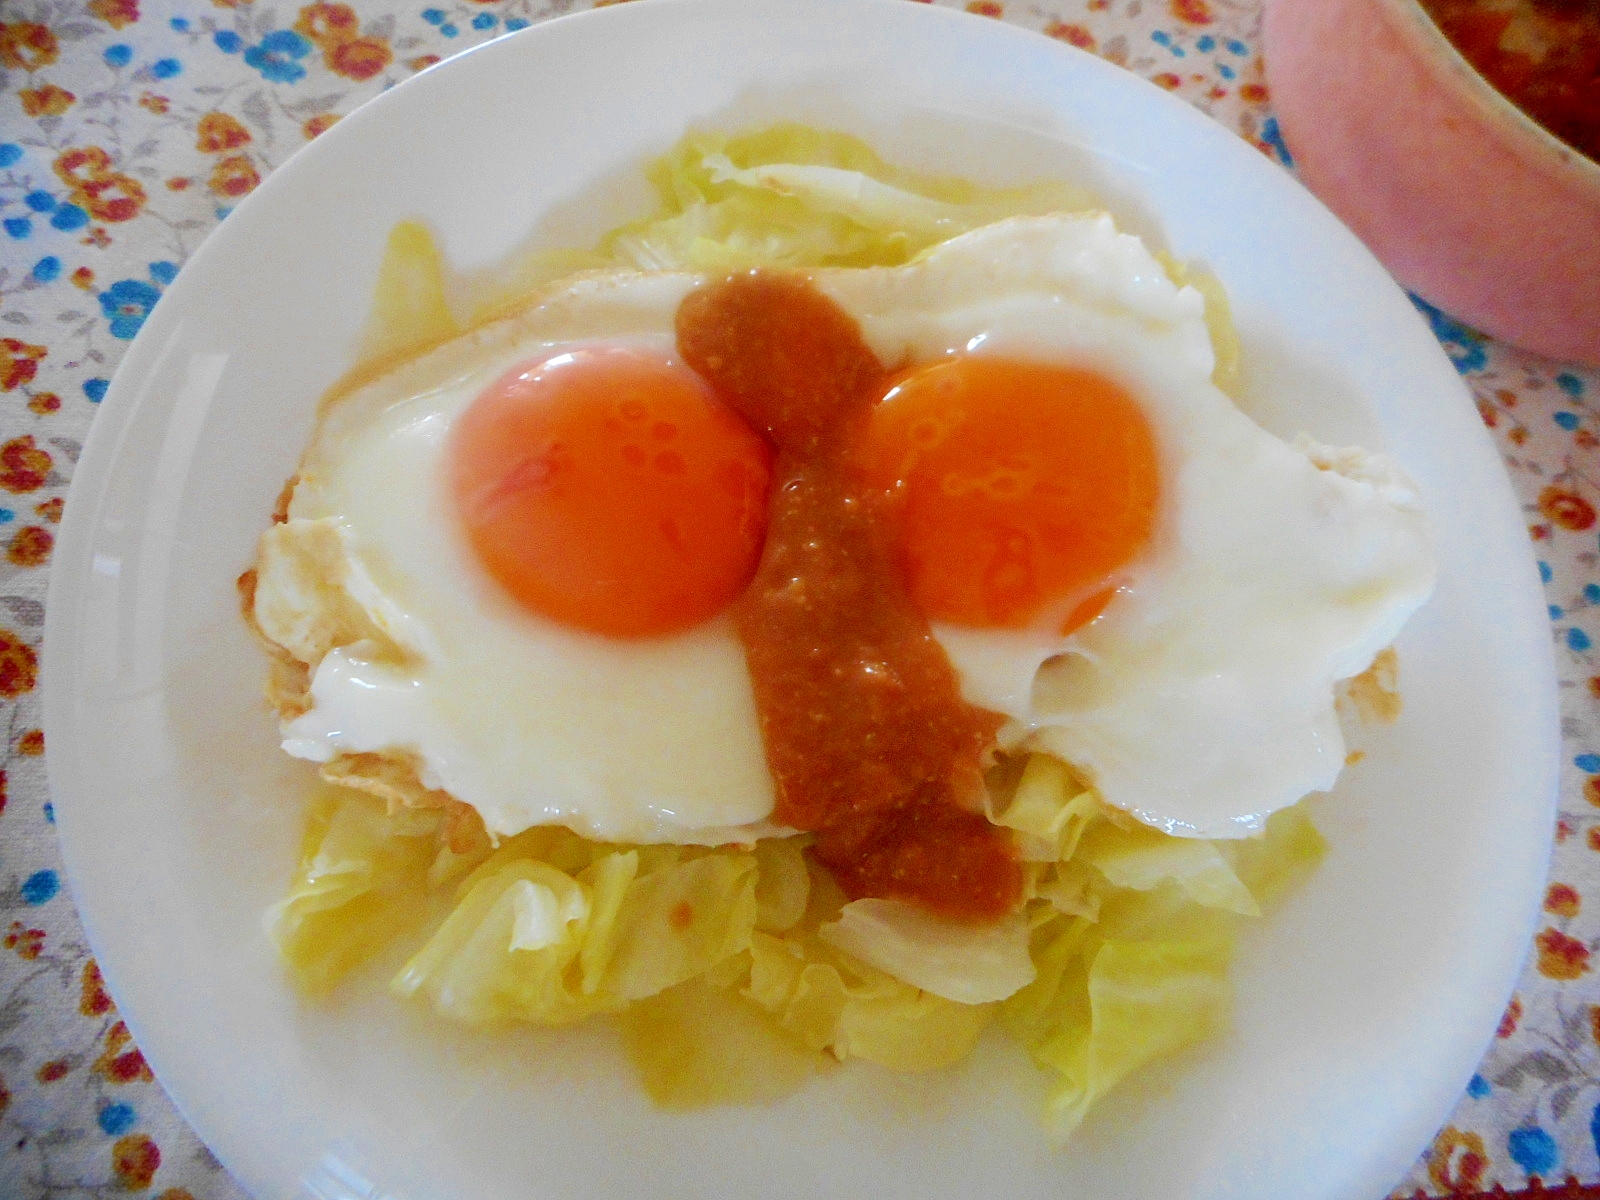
[1,0,1597,1195]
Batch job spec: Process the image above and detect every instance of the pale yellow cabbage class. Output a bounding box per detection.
[744,930,995,1072]
[992,746,1323,1138]
[752,835,811,932]
[390,857,616,1026]
[598,124,1094,272]
[272,763,1320,1134]
[1076,820,1261,917]
[1227,804,1328,912]
[992,753,1102,862]
[836,985,995,1073]
[1008,918,1235,1140]
[264,785,443,993]
[622,975,828,1109]
[389,846,764,1023]
[818,899,1035,1004]
[601,853,759,1000]
[266,124,1330,1138]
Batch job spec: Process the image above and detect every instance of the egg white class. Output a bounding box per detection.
[254,212,1434,845]
[265,298,779,845]
[820,216,1435,836]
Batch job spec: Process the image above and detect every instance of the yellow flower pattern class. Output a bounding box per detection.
[0,1,1595,1197]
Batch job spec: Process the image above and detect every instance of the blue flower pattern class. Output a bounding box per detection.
[96,263,174,340]
[0,1,1597,1195]
[244,30,313,84]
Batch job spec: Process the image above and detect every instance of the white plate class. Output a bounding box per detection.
[44,1,1558,1197]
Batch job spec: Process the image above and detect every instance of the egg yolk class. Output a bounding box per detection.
[449,346,773,638]
[860,358,1159,632]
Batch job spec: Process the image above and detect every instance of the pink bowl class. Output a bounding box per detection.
[1263,0,1600,366]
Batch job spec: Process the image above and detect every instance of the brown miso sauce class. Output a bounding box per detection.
[676,272,1022,923]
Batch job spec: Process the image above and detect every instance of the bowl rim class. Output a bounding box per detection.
[1378,0,1600,186]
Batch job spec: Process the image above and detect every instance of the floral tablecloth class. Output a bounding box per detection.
[0,0,1597,1195]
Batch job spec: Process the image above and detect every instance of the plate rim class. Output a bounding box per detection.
[42,1,1561,1196]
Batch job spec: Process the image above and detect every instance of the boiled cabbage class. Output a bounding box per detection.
[599,124,1094,272]
[267,123,1326,1138]
[818,898,1034,1004]
[264,785,443,993]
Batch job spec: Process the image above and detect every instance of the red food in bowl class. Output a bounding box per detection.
[1418,0,1600,166]
[1264,0,1600,365]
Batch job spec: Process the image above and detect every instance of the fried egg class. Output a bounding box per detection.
[251,211,1434,845]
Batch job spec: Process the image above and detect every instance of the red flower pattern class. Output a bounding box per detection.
[1544,882,1581,918]
[0,436,52,493]
[294,2,394,80]
[0,22,58,70]
[95,1020,155,1084]
[112,1133,162,1189]
[0,630,38,698]
[1428,1126,1489,1193]
[304,112,340,139]
[4,921,45,960]
[0,1,1592,1188]
[1497,995,1522,1037]
[1540,484,1597,531]
[54,145,148,223]
[328,37,392,81]
[81,959,114,1016]
[195,111,251,153]
[1535,927,1591,980]
[208,153,261,199]
[88,0,141,28]
[19,82,75,116]
[7,524,53,567]
[1,340,46,392]
[1044,21,1096,49]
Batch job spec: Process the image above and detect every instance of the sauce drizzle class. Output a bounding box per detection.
[677,272,1022,923]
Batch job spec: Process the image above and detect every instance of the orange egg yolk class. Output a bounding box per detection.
[860,358,1160,632]
[449,345,773,638]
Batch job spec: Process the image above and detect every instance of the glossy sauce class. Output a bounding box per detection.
[676,272,1022,922]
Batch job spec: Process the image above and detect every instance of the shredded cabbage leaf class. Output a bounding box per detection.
[1007,919,1235,1140]
[818,898,1035,1004]
[598,124,1095,273]
[271,751,1322,1136]
[264,785,442,993]
[266,124,1329,1139]
[622,975,829,1109]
